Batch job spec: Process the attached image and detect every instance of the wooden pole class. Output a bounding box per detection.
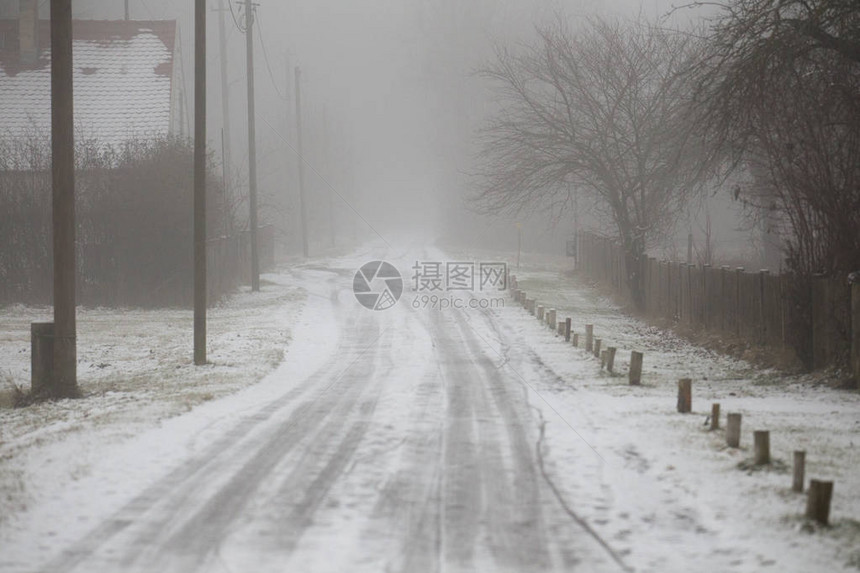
[295,66,309,258]
[572,333,579,347]
[245,0,260,289]
[50,0,77,398]
[805,480,834,525]
[585,324,594,352]
[600,350,607,369]
[793,451,806,493]
[753,430,770,465]
[629,351,643,385]
[710,403,720,430]
[677,378,692,413]
[537,305,545,321]
[564,318,572,342]
[593,338,602,359]
[193,0,207,365]
[726,413,742,448]
[605,347,616,373]
[217,0,233,212]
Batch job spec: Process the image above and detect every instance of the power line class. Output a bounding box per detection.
[256,15,286,101]
[228,0,246,33]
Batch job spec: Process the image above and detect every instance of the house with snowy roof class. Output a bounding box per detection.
[0,12,188,151]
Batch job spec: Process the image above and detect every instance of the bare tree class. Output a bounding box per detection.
[473,15,710,308]
[693,0,860,276]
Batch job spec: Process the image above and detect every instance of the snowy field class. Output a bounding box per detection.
[499,251,860,571]
[0,264,306,528]
[0,246,858,572]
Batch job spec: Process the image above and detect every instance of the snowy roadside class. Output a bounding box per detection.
[0,262,311,531]
[498,251,860,571]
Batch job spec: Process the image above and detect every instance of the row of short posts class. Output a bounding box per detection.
[509,278,834,528]
[676,380,834,526]
[510,277,644,385]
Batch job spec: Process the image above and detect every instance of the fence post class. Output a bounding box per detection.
[754,430,770,465]
[726,413,742,448]
[720,266,728,332]
[702,264,711,328]
[677,378,692,413]
[760,269,770,344]
[605,346,616,373]
[629,351,643,385]
[806,480,834,525]
[710,403,720,430]
[565,317,572,342]
[593,338,602,359]
[793,451,806,493]
[735,267,744,337]
[585,324,594,352]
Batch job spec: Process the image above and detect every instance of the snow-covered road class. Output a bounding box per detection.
[2,246,858,572]
[15,248,619,572]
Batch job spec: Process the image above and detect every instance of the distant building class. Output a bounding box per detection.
[0,13,188,151]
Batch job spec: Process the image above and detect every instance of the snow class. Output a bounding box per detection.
[0,246,858,572]
[495,251,860,571]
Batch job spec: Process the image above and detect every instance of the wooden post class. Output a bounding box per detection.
[793,451,806,493]
[629,351,643,385]
[593,338,602,359]
[537,305,545,321]
[735,267,744,337]
[193,0,207,365]
[51,0,78,398]
[805,480,834,525]
[564,318,572,342]
[605,347,616,373]
[710,403,720,430]
[572,333,579,347]
[557,322,565,336]
[585,324,594,352]
[547,309,556,330]
[759,269,769,344]
[600,350,607,369]
[687,232,693,265]
[677,378,692,413]
[753,430,770,465]
[726,413,742,448]
[31,322,54,396]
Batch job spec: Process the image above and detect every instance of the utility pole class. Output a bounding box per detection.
[193,0,207,365]
[323,106,335,248]
[221,128,230,235]
[245,0,260,290]
[51,0,77,398]
[295,66,309,258]
[216,0,232,219]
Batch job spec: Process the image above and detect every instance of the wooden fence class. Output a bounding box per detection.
[577,231,859,377]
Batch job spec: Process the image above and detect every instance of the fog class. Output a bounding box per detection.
[60,0,716,254]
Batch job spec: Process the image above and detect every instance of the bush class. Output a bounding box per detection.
[0,134,234,307]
